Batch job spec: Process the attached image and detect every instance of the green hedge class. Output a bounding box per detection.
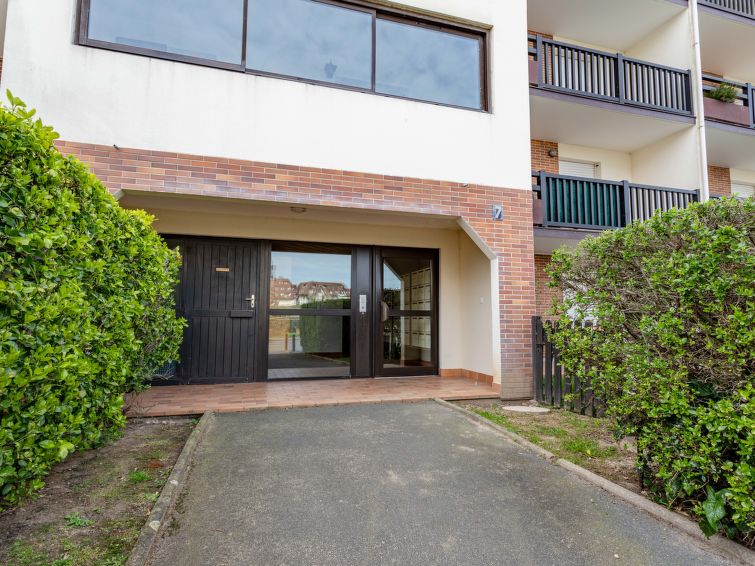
[547,197,754,545]
[0,93,184,508]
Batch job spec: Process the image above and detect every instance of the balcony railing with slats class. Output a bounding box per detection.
[528,35,694,116]
[699,0,755,20]
[702,74,755,129]
[532,171,700,230]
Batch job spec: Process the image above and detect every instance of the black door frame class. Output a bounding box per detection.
[164,235,261,383]
[163,235,439,383]
[373,247,440,377]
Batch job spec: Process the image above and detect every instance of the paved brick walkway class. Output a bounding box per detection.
[125,376,500,417]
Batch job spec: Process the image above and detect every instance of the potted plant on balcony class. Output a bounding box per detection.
[704,82,750,126]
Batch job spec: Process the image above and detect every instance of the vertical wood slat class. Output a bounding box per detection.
[532,316,544,402]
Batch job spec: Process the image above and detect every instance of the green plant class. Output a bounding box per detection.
[127,470,151,484]
[706,82,739,104]
[143,491,160,503]
[547,197,754,545]
[0,92,185,509]
[64,512,94,528]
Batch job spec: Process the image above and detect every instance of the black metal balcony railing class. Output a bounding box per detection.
[702,74,755,129]
[528,35,694,116]
[532,171,700,230]
[699,0,755,20]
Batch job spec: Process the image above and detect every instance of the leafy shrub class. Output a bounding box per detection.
[547,197,754,545]
[0,93,184,508]
[706,82,739,104]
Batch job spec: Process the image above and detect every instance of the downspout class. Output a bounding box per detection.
[690,0,710,201]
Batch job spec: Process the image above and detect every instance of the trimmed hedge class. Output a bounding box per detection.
[547,197,754,545]
[0,93,184,508]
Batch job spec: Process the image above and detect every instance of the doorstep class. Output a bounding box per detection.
[124,376,500,417]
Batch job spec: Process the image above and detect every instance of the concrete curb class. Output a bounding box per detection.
[434,399,755,566]
[126,411,215,566]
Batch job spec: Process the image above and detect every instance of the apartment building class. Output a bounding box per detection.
[0,0,752,399]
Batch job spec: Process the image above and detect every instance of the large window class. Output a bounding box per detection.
[85,0,245,65]
[79,0,487,110]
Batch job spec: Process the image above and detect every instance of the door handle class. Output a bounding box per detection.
[245,295,256,309]
[381,301,389,323]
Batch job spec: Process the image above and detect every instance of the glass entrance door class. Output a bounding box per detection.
[375,248,438,377]
[267,242,353,379]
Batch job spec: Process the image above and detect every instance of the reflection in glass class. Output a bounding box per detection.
[268,315,351,378]
[383,316,432,368]
[383,257,432,311]
[87,0,244,64]
[247,0,372,88]
[376,19,482,109]
[270,250,352,309]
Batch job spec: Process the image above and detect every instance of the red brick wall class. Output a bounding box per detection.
[56,140,538,399]
[708,165,731,196]
[535,255,561,317]
[531,140,559,174]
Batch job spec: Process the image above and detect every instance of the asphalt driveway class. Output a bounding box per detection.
[150,402,732,565]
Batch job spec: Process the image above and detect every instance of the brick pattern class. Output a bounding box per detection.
[125,376,500,417]
[56,140,538,399]
[708,165,731,196]
[531,139,559,174]
[535,254,561,318]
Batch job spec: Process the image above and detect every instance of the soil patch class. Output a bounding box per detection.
[458,399,640,492]
[0,417,194,566]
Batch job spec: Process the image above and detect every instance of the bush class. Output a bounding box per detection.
[0,93,184,508]
[706,83,739,104]
[547,197,754,545]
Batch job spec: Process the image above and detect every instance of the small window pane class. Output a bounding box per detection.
[87,0,244,64]
[269,315,351,378]
[270,249,352,309]
[247,0,373,89]
[376,19,482,109]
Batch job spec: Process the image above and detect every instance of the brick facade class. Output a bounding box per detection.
[56,140,538,399]
[534,254,561,318]
[531,139,559,174]
[708,165,731,196]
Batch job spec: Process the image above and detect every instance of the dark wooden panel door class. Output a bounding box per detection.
[175,238,258,383]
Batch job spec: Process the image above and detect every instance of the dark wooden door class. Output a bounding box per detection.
[170,237,258,383]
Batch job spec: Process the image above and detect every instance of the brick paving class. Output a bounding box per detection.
[125,376,500,417]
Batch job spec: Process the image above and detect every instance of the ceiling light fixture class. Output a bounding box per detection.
[290,206,307,214]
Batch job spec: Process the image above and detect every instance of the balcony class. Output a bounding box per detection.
[532,171,700,230]
[528,35,694,117]
[699,0,755,21]
[703,74,755,129]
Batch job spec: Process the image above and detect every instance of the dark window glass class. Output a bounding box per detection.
[376,19,482,109]
[270,250,352,309]
[247,0,373,89]
[87,0,244,64]
[268,315,351,378]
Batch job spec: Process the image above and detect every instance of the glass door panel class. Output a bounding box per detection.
[267,243,353,379]
[377,249,437,376]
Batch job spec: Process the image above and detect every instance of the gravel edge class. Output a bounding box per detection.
[434,398,755,566]
[126,411,215,566]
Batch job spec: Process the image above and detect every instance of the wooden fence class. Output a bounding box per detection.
[531,316,603,417]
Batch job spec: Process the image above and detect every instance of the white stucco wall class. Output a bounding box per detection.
[625,10,694,70]
[731,168,755,185]
[558,143,633,181]
[631,128,702,190]
[2,0,531,190]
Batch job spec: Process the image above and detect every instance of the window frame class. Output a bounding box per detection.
[76,0,490,112]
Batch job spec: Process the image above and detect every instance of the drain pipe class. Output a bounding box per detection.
[690,0,710,201]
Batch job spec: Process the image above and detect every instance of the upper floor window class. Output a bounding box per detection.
[79,0,488,110]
